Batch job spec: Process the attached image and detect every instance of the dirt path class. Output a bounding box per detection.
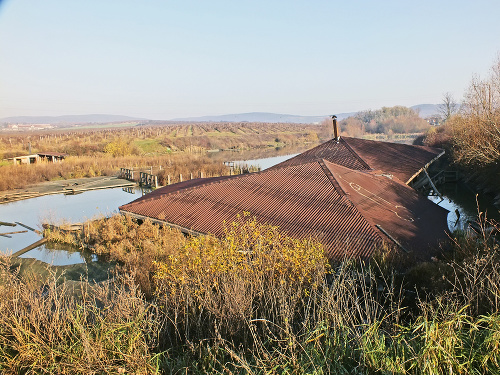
[0,176,136,204]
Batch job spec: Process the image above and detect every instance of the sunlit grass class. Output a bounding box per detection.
[32,213,500,373]
[134,138,171,154]
[0,122,328,192]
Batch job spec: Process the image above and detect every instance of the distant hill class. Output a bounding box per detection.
[0,114,149,124]
[1,105,444,126]
[410,104,441,118]
[171,112,356,124]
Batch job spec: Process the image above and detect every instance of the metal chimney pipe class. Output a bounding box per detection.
[331,115,339,141]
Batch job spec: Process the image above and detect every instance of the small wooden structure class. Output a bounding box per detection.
[120,168,158,188]
[120,168,135,180]
[410,169,459,195]
[10,152,67,165]
[139,172,158,188]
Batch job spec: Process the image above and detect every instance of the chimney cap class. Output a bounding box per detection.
[330,115,337,119]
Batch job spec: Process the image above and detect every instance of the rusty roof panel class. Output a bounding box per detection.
[343,137,443,183]
[324,160,449,257]
[120,161,384,260]
[120,137,448,261]
[270,137,443,184]
[268,138,371,171]
[130,176,234,204]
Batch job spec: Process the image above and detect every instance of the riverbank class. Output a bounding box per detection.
[0,176,136,204]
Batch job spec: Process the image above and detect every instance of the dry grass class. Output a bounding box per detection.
[0,259,160,374]
[0,122,325,192]
[424,56,500,201]
[6,214,500,373]
[45,214,186,297]
[153,214,329,344]
[0,153,233,192]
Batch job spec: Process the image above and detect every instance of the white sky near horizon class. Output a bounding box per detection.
[0,0,499,120]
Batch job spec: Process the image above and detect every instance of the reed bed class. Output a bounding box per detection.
[0,262,160,374]
[19,213,499,373]
[0,153,230,192]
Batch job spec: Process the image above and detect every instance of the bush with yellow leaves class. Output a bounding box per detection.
[153,213,330,342]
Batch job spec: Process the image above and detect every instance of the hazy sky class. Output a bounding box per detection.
[1,0,499,120]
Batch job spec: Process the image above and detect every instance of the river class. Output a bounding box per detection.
[0,188,143,265]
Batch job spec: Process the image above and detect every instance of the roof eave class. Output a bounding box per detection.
[405,150,445,185]
[119,209,206,237]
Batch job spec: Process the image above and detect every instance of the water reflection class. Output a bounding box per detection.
[20,243,98,266]
[0,187,143,264]
[428,182,500,232]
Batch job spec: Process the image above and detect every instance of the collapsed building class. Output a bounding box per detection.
[120,118,449,260]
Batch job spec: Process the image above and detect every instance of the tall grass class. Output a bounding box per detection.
[6,214,500,373]
[45,214,186,297]
[0,153,230,192]
[0,122,325,192]
[0,260,160,374]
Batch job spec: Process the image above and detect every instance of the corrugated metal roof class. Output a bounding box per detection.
[129,176,234,205]
[270,137,443,184]
[344,137,444,184]
[121,161,384,260]
[323,161,449,257]
[268,137,371,172]
[120,156,449,260]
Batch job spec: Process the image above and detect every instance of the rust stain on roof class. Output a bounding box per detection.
[121,161,384,260]
[268,137,371,172]
[120,136,449,261]
[323,161,449,257]
[270,137,443,184]
[344,137,444,184]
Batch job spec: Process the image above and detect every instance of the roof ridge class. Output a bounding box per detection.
[122,160,326,207]
[317,159,386,252]
[318,159,347,196]
[341,138,372,170]
[123,158,349,209]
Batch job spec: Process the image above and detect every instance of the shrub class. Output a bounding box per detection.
[153,214,329,343]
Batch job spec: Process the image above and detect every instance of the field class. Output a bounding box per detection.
[0,122,327,192]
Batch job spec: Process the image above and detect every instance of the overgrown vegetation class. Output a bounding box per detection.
[1,213,496,373]
[424,56,500,203]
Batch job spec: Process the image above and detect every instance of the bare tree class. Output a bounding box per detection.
[451,57,500,167]
[438,92,458,122]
